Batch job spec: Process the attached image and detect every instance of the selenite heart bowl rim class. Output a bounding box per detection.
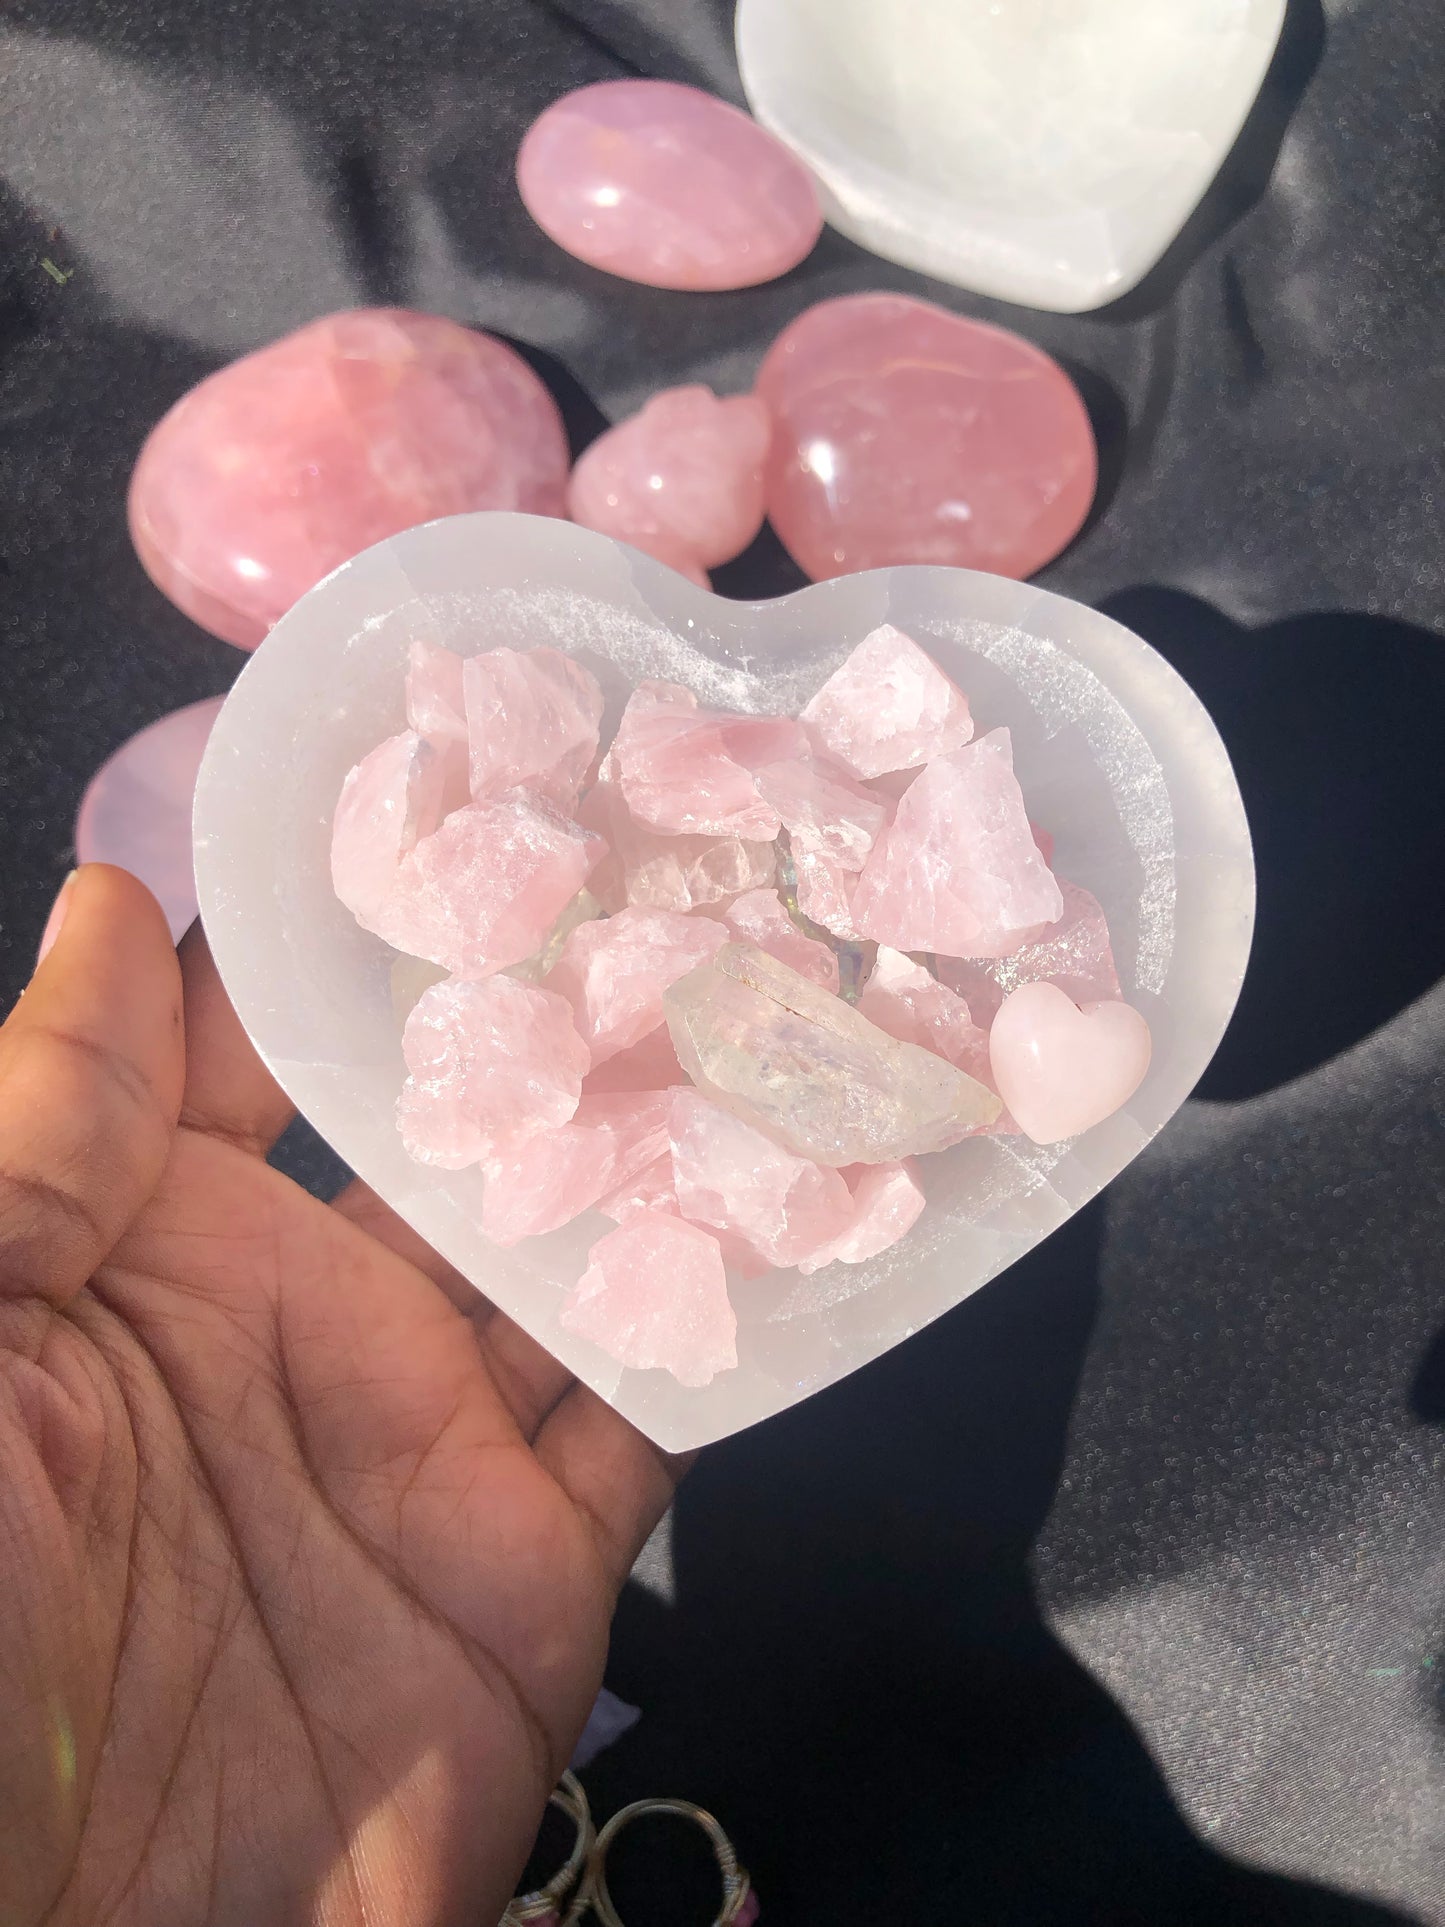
[193,511,1255,1451]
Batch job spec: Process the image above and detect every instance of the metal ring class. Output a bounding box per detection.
[589,1797,753,1927]
[500,1770,595,1926]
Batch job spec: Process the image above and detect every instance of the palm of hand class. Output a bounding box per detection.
[0,869,675,1927]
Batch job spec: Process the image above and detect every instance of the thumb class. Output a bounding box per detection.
[0,865,184,1309]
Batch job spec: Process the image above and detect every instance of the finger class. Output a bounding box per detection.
[331,1178,479,1311]
[533,1387,687,1594]
[176,923,295,1155]
[0,865,183,1308]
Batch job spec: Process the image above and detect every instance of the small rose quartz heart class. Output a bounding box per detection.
[989,983,1153,1147]
[193,513,1253,1451]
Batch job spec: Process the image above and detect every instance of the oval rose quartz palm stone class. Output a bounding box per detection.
[567,387,771,585]
[755,294,1097,581]
[516,79,822,290]
[128,309,570,650]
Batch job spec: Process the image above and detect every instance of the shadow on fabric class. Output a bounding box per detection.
[1100,588,1445,1102]
[595,1203,1412,1924]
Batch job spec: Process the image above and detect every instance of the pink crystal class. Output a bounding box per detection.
[547,906,728,1063]
[516,79,822,291]
[852,729,1064,959]
[800,625,973,780]
[331,730,459,934]
[74,696,223,942]
[988,981,1152,1146]
[396,976,587,1168]
[723,889,840,992]
[937,879,1120,1026]
[368,792,604,976]
[752,754,888,870]
[610,682,782,839]
[463,647,604,809]
[128,310,569,650]
[791,844,862,940]
[735,1890,761,1927]
[596,1150,679,1223]
[406,639,468,744]
[796,1159,926,1274]
[670,1088,854,1270]
[559,1210,737,1387]
[567,386,772,584]
[755,294,1096,583]
[480,1092,672,1246]
[582,1025,688,1095]
[857,946,992,1087]
[579,775,776,914]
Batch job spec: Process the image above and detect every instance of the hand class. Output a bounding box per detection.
[0,866,679,1927]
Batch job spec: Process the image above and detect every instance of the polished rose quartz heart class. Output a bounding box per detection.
[989,982,1154,1145]
[192,515,1253,1450]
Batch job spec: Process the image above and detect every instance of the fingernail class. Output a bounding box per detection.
[36,871,77,968]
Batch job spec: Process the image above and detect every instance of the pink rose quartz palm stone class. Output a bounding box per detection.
[128,310,569,650]
[546,906,728,1063]
[463,647,604,808]
[74,696,224,942]
[580,775,776,914]
[480,1092,672,1246]
[369,793,605,977]
[796,1160,927,1274]
[664,943,999,1165]
[516,80,822,291]
[567,387,772,585]
[396,976,588,1169]
[560,1211,737,1388]
[800,625,974,780]
[755,294,1096,582]
[852,729,1064,960]
[988,982,1152,1146]
[937,879,1121,1026]
[610,682,783,839]
[669,1089,854,1270]
[722,888,840,991]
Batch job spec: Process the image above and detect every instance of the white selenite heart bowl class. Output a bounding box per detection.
[193,513,1254,1452]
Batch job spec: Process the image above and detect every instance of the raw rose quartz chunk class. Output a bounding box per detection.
[374,793,604,976]
[480,1093,672,1246]
[504,889,603,984]
[331,731,457,933]
[610,682,782,839]
[753,755,888,869]
[790,844,862,940]
[755,293,1096,583]
[560,1210,737,1388]
[857,946,992,1088]
[723,888,839,991]
[596,1150,679,1223]
[128,309,569,650]
[516,79,822,291]
[800,625,974,779]
[582,1026,688,1095]
[547,906,728,1064]
[670,1089,854,1270]
[396,977,587,1168]
[664,943,999,1165]
[580,775,775,914]
[796,1160,927,1274]
[852,728,1064,960]
[567,387,772,584]
[406,639,468,743]
[463,647,603,808]
[936,879,1120,1026]
[988,981,1152,1146]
